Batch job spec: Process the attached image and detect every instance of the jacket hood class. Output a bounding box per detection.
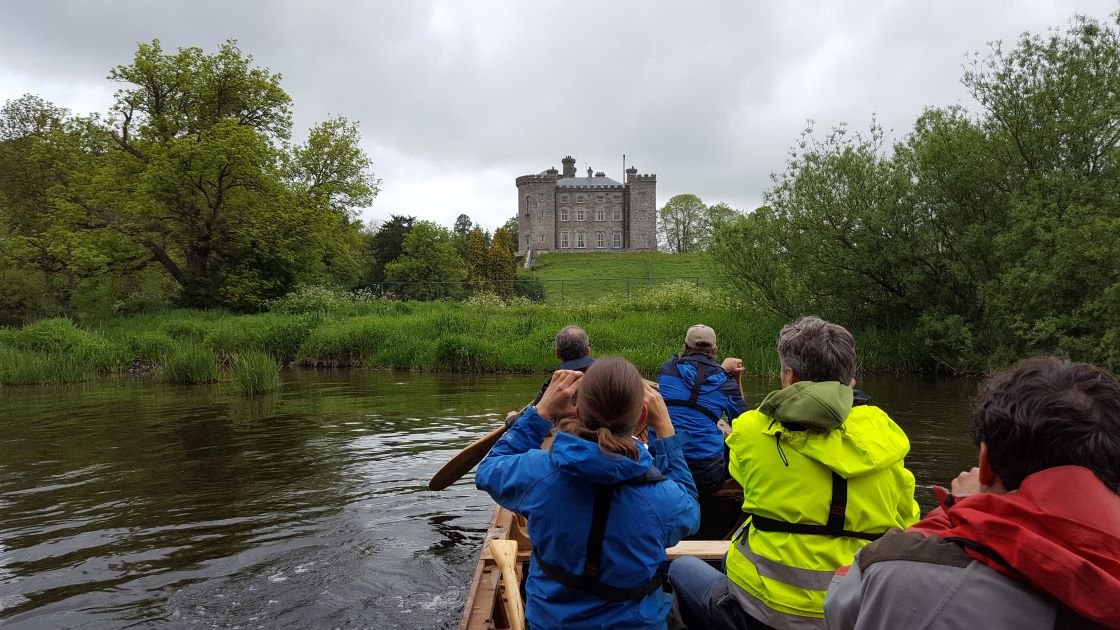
[759,381,853,431]
[914,466,1120,627]
[758,383,911,477]
[549,431,653,484]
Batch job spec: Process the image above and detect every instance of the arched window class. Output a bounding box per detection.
[576,232,586,248]
[612,231,622,248]
[560,232,569,248]
[596,231,605,248]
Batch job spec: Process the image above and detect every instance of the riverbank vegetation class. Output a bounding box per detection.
[711,14,1120,373]
[0,285,924,386]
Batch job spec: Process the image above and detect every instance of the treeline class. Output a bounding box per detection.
[0,39,525,325]
[711,14,1120,372]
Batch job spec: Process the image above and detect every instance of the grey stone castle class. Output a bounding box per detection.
[516,155,656,256]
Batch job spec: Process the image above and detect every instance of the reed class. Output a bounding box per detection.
[0,347,93,385]
[230,350,282,395]
[158,344,220,384]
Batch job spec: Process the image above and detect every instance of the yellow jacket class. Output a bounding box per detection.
[724,382,920,629]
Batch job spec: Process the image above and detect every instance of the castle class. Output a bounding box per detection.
[516,155,656,256]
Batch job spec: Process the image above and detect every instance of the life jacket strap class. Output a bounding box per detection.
[532,470,667,602]
[663,358,722,423]
[746,472,885,542]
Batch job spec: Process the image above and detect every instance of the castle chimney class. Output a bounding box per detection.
[587,167,593,178]
[561,156,576,179]
[625,166,638,183]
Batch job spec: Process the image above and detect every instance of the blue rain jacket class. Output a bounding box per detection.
[656,354,747,461]
[476,407,700,630]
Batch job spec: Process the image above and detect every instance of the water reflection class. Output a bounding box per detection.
[0,369,978,628]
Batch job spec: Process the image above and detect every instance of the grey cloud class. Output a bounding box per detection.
[1,0,1115,229]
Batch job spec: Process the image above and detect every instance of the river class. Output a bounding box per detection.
[0,370,979,629]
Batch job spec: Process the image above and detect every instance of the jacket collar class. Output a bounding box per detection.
[557,355,595,372]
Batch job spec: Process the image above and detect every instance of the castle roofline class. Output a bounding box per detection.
[556,175,624,188]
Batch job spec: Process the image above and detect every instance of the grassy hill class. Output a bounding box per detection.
[526,252,717,303]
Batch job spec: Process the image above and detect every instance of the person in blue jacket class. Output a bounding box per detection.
[476,357,701,630]
[656,324,748,495]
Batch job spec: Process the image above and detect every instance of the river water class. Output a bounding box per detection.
[0,370,979,629]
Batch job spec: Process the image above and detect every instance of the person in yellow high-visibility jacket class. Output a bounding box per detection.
[669,316,920,630]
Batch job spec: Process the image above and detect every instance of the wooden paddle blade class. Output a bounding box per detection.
[428,423,509,491]
[490,539,525,630]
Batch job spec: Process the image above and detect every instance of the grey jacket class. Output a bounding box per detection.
[823,531,1107,630]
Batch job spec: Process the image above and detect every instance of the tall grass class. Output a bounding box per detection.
[0,290,930,387]
[0,347,93,385]
[230,350,282,395]
[159,344,220,383]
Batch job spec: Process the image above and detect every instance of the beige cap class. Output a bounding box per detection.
[684,324,716,350]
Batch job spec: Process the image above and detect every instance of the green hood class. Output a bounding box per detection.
[758,381,853,431]
[751,381,912,477]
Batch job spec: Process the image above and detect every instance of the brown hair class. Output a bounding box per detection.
[972,356,1120,491]
[556,356,645,461]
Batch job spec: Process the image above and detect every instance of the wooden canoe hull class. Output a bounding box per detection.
[458,505,735,630]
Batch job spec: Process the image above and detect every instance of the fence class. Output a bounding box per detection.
[357,276,702,304]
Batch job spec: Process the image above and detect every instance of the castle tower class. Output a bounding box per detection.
[626,167,657,251]
[515,169,558,255]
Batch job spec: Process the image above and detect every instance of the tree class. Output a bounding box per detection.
[466,227,491,291]
[488,227,517,298]
[368,214,415,282]
[453,213,474,237]
[384,221,467,300]
[500,216,518,250]
[53,39,378,309]
[657,194,710,253]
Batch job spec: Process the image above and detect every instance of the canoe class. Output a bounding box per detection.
[458,486,742,630]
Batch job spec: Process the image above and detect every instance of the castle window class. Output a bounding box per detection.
[560,232,569,248]
[539,234,545,242]
[576,194,586,202]
[595,209,605,221]
[525,234,531,248]
[596,194,605,203]
[612,209,622,221]
[575,210,585,221]
[612,231,622,248]
[613,194,622,202]
[596,231,605,248]
[560,208,568,221]
[560,194,569,203]
[576,232,585,248]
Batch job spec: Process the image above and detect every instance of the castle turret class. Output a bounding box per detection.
[625,167,657,251]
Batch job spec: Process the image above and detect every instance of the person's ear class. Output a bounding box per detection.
[555,349,563,360]
[781,367,799,387]
[586,345,592,357]
[640,405,648,424]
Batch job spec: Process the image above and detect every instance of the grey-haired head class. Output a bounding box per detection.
[776,316,855,384]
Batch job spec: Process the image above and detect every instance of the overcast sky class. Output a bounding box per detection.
[1,1,1115,231]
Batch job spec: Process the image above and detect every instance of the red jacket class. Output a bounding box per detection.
[913,466,1120,628]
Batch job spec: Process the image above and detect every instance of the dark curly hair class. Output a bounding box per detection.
[972,356,1120,491]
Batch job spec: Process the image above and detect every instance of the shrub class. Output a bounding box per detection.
[230,350,282,395]
[268,285,353,314]
[435,334,499,372]
[159,344,220,383]
[297,315,392,366]
[514,275,546,302]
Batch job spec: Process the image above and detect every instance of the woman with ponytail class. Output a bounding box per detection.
[477,357,700,630]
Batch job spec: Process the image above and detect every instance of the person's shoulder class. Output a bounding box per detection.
[857,529,972,572]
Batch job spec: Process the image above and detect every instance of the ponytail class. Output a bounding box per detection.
[554,356,645,461]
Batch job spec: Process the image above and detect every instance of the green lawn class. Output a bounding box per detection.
[527,252,716,303]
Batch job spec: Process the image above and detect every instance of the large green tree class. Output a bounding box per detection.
[367,214,415,282]
[712,14,1120,371]
[657,194,709,253]
[43,39,378,309]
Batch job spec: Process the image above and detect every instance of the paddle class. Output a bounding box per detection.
[428,411,521,491]
[490,539,525,630]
